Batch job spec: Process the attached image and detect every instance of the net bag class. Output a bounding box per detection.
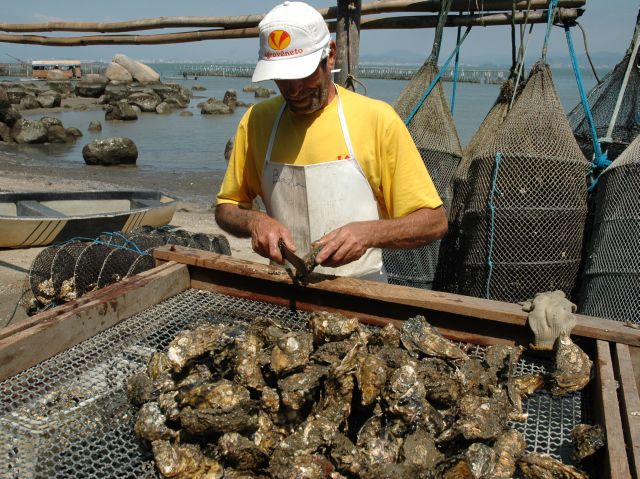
[74,243,115,296]
[568,15,640,163]
[383,58,463,289]
[434,79,518,293]
[579,135,640,323]
[97,248,140,289]
[51,241,87,303]
[456,61,590,303]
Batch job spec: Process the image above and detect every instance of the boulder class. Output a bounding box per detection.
[148,84,175,100]
[82,137,138,165]
[19,95,41,110]
[224,137,234,162]
[0,87,10,109]
[112,54,160,84]
[12,118,48,144]
[0,106,21,127]
[66,127,83,138]
[191,84,206,91]
[254,87,273,98]
[46,124,73,143]
[223,90,237,108]
[6,88,28,105]
[163,96,188,109]
[105,62,133,84]
[128,91,161,112]
[0,121,13,143]
[84,73,109,84]
[40,116,63,129]
[103,84,130,103]
[105,100,138,121]
[242,84,261,93]
[46,69,67,81]
[37,92,62,108]
[76,81,107,98]
[131,105,142,115]
[201,98,233,115]
[155,102,172,115]
[46,81,75,96]
[179,111,193,117]
[88,120,102,132]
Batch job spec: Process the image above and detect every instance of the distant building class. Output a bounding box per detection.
[31,60,81,79]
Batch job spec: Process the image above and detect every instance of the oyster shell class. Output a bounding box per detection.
[134,402,177,442]
[309,311,361,344]
[270,332,314,376]
[551,335,592,395]
[369,323,402,348]
[355,353,388,406]
[246,316,291,346]
[148,352,173,380]
[382,360,427,423]
[417,358,461,407]
[356,414,402,467]
[571,423,605,462]
[517,453,588,478]
[401,315,468,360]
[151,439,224,479]
[448,394,509,441]
[167,323,233,373]
[492,429,527,478]
[234,333,267,390]
[127,371,155,406]
[329,433,363,475]
[218,432,269,471]
[278,363,328,411]
[400,427,443,469]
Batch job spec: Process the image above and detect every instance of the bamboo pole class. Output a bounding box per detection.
[335,0,362,88]
[0,9,582,46]
[0,0,586,33]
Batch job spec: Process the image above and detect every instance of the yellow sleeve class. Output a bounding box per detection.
[381,109,443,218]
[216,108,261,209]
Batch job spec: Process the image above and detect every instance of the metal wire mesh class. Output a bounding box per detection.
[454,61,590,303]
[384,59,463,289]
[579,135,640,323]
[1,288,590,478]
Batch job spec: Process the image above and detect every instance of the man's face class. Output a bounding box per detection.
[274,42,336,115]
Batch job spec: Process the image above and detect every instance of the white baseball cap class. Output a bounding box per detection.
[252,1,331,83]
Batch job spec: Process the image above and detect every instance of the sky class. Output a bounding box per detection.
[0,1,637,67]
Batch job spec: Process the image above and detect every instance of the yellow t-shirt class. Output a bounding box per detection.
[216,85,442,219]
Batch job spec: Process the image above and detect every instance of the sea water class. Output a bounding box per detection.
[3,64,604,174]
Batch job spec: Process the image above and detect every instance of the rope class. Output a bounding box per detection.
[510,23,534,110]
[542,0,558,62]
[575,21,601,84]
[485,151,502,299]
[346,74,367,96]
[405,26,472,126]
[564,24,609,174]
[511,0,517,74]
[57,232,150,255]
[450,18,462,114]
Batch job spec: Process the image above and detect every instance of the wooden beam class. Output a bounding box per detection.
[0,261,190,382]
[153,247,640,348]
[594,340,633,479]
[335,0,362,88]
[614,343,640,479]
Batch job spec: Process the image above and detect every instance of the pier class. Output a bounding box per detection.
[0,62,107,78]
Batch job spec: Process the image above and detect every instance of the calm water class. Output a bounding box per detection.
[3,64,604,175]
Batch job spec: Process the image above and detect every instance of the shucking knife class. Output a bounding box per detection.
[278,239,313,285]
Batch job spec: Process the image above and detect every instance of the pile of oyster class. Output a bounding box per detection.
[127,312,603,478]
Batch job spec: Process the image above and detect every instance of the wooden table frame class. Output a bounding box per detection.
[1,246,638,478]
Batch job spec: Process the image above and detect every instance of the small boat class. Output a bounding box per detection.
[0,190,178,248]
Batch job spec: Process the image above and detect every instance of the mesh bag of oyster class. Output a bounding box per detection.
[128,309,602,478]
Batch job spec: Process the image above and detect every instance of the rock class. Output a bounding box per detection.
[128,91,161,112]
[0,106,21,127]
[0,87,10,109]
[191,84,206,91]
[46,69,67,81]
[82,137,138,165]
[112,54,160,84]
[0,121,13,142]
[105,100,138,121]
[155,102,172,114]
[66,127,83,138]
[236,100,250,108]
[201,98,233,115]
[88,120,102,132]
[19,95,41,110]
[242,84,261,93]
[163,95,189,109]
[103,84,130,103]
[46,81,74,96]
[223,90,237,108]
[224,137,234,162]
[12,118,48,144]
[254,87,273,98]
[76,81,107,98]
[46,124,73,143]
[165,83,193,100]
[179,111,193,117]
[148,84,175,100]
[6,88,28,105]
[131,105,142,115]
[84,73,109,84]
[40,116,63,129]
[37,92,62,108]
[106,62,133,84]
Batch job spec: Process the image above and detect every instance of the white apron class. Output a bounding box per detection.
[261,88,386,281]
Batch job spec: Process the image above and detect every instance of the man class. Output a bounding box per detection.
[215,1,447,282]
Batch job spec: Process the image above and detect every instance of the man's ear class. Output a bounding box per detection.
[327,41,337,69]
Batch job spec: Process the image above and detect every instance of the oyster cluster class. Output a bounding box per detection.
[128,313,600,479]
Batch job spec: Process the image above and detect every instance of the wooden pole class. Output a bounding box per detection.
[0,9,582,46]
[335,0,362,89]
[0,0,585,33]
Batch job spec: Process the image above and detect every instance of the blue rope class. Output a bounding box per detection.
[450,23,462,114]
[405,26,472,126]
[542,0,558,62]
[485,152,502,298]
[564,24,611,177]
[56,233,150,256]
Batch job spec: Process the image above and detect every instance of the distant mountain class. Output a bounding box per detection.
[359,50,426,65]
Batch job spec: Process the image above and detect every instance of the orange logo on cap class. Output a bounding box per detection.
[268,30,291,50]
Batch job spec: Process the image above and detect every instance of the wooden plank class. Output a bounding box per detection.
[0,261,190,382]
[16,200,65,217]
[595,340,632,479]
[614,343,640,479]
[153,246,640,347]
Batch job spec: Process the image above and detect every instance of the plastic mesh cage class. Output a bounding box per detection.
[434,79,516,294]
[1,288,591,478]
[383,59,463,289]
[568,23,640,163]
[579,135,640,323]
[454,62,590,303]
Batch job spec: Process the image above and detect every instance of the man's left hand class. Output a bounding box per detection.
[314,221,373,267]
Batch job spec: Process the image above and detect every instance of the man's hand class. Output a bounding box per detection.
[314,221,373,267]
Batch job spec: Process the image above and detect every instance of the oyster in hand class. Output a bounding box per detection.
[517,453,588,478]
[551,335,592,396]
[401,315,468,360]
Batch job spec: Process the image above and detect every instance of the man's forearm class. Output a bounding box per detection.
[363,206,448,249]
[215,203,265,238]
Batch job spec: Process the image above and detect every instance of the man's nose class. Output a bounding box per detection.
[281,79,304,97]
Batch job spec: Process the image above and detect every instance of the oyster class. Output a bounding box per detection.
[484,344,524,377]
[311,339,354,366]
[356,414,402,467]
[382,360,427,423]
[167,323,233,372]
[127,371,155,406]
[465,442,498,478]
[176,363,213,391]
[270,453,335,479]
[492,429,527,478]
[151,439,224,479]
[253,410,285,454]
[246,316,291,346]
[309,311,361,344]
[270,332,314,376]
[571,424,605,462]
[59,278,77,302]
[278,363,328,411]
[417,358,461,407]
[234,333,267,390]
[148,352,173,380]
[401,315,468,360]
[218,432,269,471]
[551,335,592,395]
[508,374,544,422]
[400,427,443,469]
[134,402,177,442]
[517,453,588,479]
[447,394,509,441]
[330,433,363,475]
[355,353,388,406]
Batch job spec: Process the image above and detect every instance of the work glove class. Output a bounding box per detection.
[521,290,577,351]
